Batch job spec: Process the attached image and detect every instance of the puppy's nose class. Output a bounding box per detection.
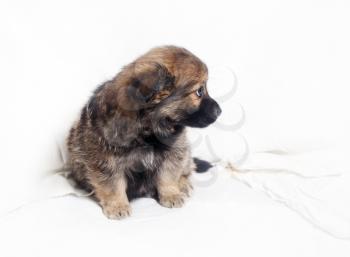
[212,103,222,118]
[208,98,222,119]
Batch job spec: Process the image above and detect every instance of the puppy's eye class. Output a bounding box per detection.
[196,86,204,98]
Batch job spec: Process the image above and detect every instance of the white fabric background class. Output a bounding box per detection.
[1,0,350,256]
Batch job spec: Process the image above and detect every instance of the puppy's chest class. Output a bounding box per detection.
[127,133,174,172]
[137,147,159,171]
[127,145,164,173]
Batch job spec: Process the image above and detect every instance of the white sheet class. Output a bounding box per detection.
[231,147,350,239]
[1,169,350,257]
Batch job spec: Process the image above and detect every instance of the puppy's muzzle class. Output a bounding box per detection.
[182,97,222,128]
[203,97,222,121]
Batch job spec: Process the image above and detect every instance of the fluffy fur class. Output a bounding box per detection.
[67,46,221,219]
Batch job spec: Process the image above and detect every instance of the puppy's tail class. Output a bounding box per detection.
[193,157,213,173]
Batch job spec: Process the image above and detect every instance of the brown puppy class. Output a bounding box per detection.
[67,46,221,219]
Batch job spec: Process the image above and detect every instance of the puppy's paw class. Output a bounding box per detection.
[102,203,131,220]
[159,193,186,208]
[178,177,193,197]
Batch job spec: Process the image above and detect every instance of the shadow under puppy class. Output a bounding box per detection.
[67,46,221,219]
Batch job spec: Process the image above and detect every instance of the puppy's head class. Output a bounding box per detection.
[89,46,221,141]
[122,46,221,133]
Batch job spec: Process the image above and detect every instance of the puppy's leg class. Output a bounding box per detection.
[178,158,195,196]
[157,172,185,208]
[91,175,131,219]
[157,150,195,207]
[178,175,193,197]
[157,159,186,208]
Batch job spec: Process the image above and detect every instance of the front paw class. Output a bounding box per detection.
[159,193,186,208]
[101,202,131,220]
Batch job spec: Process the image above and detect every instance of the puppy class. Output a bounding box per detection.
[67,46,221,219]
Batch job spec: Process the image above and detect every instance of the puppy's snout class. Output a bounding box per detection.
[206,98,222,120]
[211,101,222,119]
[179,96,221,128]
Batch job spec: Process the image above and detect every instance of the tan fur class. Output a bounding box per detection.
[92,176,130,219]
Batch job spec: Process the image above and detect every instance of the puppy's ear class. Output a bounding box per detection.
[127,62,174,104]
[86,82,117,124]
[87,95,99,122]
